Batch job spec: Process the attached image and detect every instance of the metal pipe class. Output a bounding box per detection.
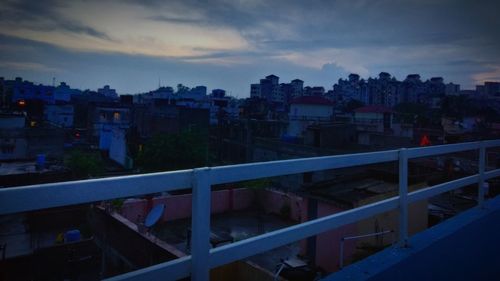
[339,230,394,269]
[398,148,409,247]
[274,262,286,281]
[478,143,486,208]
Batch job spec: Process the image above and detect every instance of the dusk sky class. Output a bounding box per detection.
[0,0,499,97]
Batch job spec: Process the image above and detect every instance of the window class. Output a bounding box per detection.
[113,112,121,121]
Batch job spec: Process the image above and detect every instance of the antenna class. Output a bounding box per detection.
[158,77,161,89]
[52,77,55,87]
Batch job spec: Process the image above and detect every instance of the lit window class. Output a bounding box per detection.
[113,112,121,121]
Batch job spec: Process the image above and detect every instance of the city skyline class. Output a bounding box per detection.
[1,0,499,96]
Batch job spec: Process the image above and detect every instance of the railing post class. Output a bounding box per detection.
[191,168,211,281]
[398,148,409,247]
[478,142,486,208]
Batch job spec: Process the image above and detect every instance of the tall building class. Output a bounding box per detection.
[290,79,304,97]
[97,85,118,99]
[250,83,261,99]
[484,82,500,96]
[445,83,460,96]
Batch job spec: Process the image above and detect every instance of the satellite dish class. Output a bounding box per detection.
[145,204,165,228]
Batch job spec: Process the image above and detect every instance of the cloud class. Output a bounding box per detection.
[0,61,60,73]
[0,0,499,94]
[473,65,500,84]
[0,0,111,40]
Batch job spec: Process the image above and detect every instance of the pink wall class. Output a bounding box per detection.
[120,188,356,273]
[258,189,307,221]
[314,202,356,272]
[258,190,357,272]
[120,188,255,224]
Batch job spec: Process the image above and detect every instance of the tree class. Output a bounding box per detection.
[135,130,208,172]
[65,150,104,179]
[343,99,365,113]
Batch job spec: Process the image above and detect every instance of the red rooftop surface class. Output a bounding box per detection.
[354,105,393,113]
[290,96,334,105]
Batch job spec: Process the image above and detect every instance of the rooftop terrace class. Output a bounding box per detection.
[1,140,500,281]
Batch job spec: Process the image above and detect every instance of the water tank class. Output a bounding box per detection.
[65,229,81,243]
[36,154,46,170]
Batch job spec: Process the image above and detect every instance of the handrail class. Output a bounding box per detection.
[1,140,499,281]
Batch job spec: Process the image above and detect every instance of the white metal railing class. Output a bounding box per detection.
[1,140,500,281]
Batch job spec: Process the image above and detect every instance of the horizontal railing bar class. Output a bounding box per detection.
[483,139,500,148]
[407,174,479,204]
[103,255,191,281]
[485,169,500,180]
[406,141,480,159]
[208,196,399,268]
[0,169,193,215]
[210,150,399,184]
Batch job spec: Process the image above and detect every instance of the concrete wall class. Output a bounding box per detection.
[0,129,28,160]
[109,128,127,167]
[331,196,500,281]
[313,201,357,272]
[0,115,25,129]
[89,208,184,278]
[44,104,74,128]
[290,104,333,118]
[119,187,425,275]
[120,188,255,224]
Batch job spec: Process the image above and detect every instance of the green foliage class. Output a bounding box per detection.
[136,130,208,172]
[343,99,365,113]
[441,95,470,119]
[280,203,291,219]
[237,178,271,190]
[393,102,442,127]
[65,150,104,178]
[394,102,428,123]
[111,198,124,211]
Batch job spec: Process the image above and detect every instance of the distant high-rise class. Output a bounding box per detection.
[290,79,304,97]
[97,85,118,99]
[484,82,500,96]
[250,83,261,99]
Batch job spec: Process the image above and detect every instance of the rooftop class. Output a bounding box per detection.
[354,105,393,114]
[152,210,300,273]
[290,96,334,106]
[326,195,500,281]
[0,161,67,177]
[0,140,499,281]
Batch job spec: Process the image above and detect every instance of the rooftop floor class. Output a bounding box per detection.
[152,209,302,272]
[325,195,500,281]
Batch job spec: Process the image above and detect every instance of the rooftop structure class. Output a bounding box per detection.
[1,140,499,280]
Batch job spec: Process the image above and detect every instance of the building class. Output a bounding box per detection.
[299,173,428,272]
[44,104,74,128]
[445,83,460,96]
[1,140,499,280]
[89,105,131,146]
[53,82,73,102]
[97,85,118,99]
[290,79,304,97]
[0,113,27,160]
[209,89,239,125]
[131,99,209,139]
[108,127,133,168]
[333,74,369,104]
[484,82,500,96]
[354,105,393,133]
[287,96,334,137]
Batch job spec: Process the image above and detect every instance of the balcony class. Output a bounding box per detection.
[1,140,500,281]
